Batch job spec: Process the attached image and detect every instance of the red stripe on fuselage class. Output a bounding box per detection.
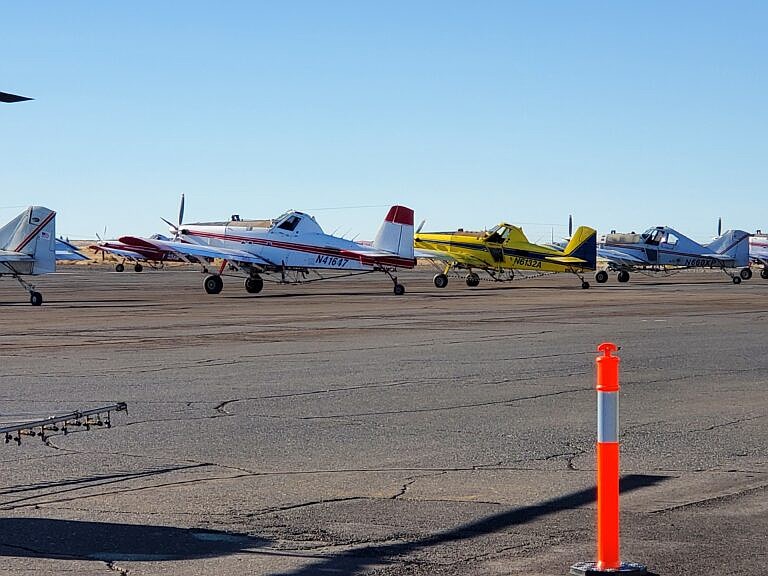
[183,230,415,269]
[14,210,56,252]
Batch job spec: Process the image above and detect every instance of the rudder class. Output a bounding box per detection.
[373,205,414,259]
[563,226,597,270]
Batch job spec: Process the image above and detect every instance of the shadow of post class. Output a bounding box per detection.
[268,473,669,576]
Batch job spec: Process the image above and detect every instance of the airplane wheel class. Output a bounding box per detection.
[466,273,480,287]
[245,276,264,294]
[733,276,741,285]
[115,263,124,272]
[30,291,43,306]
[433,274,448,288]
[204,275,224,295]
[617,270,630,283]
[394,283,405,296]
[740,268,752,280]
[595,270,608,283]
[134,263,143,273]
[762,268,768,280]
[581,281,590,289]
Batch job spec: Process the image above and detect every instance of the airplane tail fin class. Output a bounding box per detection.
[0,206,56,274]
[563,226,597,269]
[707,230,751,266]
[373,205,414,259]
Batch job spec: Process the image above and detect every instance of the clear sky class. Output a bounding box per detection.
[2,1,766,243]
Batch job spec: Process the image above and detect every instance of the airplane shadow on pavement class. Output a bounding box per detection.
[0,517,268,562]
[267,473,668,576]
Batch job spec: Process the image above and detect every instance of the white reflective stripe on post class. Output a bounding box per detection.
[597,391,619,443]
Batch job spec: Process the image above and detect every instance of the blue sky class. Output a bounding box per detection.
[2,1,766,243]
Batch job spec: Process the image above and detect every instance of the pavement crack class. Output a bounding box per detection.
[688,414,766,433]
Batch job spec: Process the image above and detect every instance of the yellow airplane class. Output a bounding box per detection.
[414,221,597,289]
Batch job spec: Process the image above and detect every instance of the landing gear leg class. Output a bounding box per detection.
[571,269,590,289]
[13,274,43,306]
[384,269,406,295]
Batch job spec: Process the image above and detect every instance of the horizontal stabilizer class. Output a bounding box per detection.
[546,255,587,264]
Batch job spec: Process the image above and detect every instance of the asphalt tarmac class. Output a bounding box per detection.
[0,267,766,575]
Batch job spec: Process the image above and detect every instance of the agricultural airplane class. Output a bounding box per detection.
[0,206,56,305]
[414,221,597,289]
[596,226,752,284]
[141,202,416,295]
[90,234,180,271]
[750,233,768,278]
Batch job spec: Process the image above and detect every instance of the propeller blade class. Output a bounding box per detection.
[718,217,722,236]
[161,217,179,231]
[568,215,573,237]
[416,220,426,234]
[178,193,185,226]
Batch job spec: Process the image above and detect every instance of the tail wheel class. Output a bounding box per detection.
[134,263,143,273]
[595,270,609,283]
[204,275,224,295]
[394,283,405,296]
[115,263,124,272]
[732,276,742,285]
[762,268,768,280]
[245,276,264,294]
[466,273,480,287]
[581,281,590,289]
[30,291,43,306]
[433,274,448,288]
[740,268,752,280]
[617,270,630,283]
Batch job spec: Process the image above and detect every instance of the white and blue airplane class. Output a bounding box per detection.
[596,226,752,284]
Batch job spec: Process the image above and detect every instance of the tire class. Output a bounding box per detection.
[204,275,224,295]
[595,270,609,283]
[134,263,143,273]
[115,263,124,272]
[466,273,480,287]
[740,268,752,280]
[762,268,768,280]
[433,274,448,288]
[394,283,405,296]
[732,276,741,284]
[30,291,43,306]
[245,276,264,294]
[617,270,630,283]
[581,281,590,289]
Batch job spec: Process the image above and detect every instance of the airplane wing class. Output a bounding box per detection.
[597,247,646,266]
[545,255,587,264]
[0,250,33,262]
[55,239,89,261]
[151,239,270,265]
[414,248,488,268]
[92,246,147,260]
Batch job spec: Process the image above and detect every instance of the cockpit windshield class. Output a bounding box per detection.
[485,224,512,244]
[641,228,665,245]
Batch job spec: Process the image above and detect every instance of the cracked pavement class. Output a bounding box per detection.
[0,268,766,574]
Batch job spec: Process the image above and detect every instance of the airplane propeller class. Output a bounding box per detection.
[162,193,186,239]
[718,217,722,237]
[416,220,425,234]
[568,215,573,237]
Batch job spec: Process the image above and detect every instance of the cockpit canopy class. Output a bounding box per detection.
[640,227,679,246]
[483,223,526,244]
[271,211,323,235]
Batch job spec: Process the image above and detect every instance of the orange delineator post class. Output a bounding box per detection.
[596,342,620,570]
[570,343,647,576]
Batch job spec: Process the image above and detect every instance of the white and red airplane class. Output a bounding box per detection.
[144,203,416,295]
[0,206,56,305]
